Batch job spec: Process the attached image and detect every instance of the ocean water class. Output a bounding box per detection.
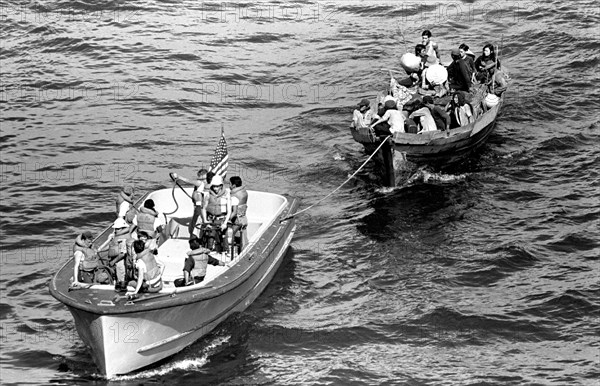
[1,0,598,384]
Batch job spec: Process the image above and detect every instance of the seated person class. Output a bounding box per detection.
[409,101,438,133]
[350,99,373,131]
[175,238,223,287]
[370,100,405,136]
[419,56,449,98]
[446,92,474,128]
[127,240,164,297]
[200,175,231,255]
[422,96,451,131]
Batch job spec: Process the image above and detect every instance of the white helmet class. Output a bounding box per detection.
[211,175,223,186]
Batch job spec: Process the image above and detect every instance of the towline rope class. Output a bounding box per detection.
[280,135,392,223]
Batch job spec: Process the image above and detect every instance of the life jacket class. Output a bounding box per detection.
[115,191,133,215]
[137,207,158,238]
[73,236,101,271]
[108,228,130,258]
[230,186,248,218]
[138,249,161,287]
[188,248,209,277]
[206,189,230,217]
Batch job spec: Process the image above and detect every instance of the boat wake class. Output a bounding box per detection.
[108,335,230,381]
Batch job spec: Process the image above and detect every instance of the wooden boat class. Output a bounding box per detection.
[49,186,298,377]
[351,87,506,187]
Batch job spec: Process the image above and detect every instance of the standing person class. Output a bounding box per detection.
[350,99,373,130]
[422,96,451,131]
[459,43,476,76]
[132,199,165,240]
[447,48,473,93]
[370,100,405,135]
[72,231,100,284]
[172,169,209,238]
[421,30,440,63]
[228,176,249,251]
[127,240,164,298]
[115,186,134,219]
[98,218,130,284]
[475,43,507,94]
[200,175,232,255]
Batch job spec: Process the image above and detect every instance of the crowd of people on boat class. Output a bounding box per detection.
[350,30,508,137]
[72,172,249,297]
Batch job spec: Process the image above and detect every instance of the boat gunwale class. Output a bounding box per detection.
[49,191,299,315]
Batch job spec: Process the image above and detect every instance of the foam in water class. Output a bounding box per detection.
[107,335,230,381]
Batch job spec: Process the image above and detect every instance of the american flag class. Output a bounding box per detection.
[209,130,228,179]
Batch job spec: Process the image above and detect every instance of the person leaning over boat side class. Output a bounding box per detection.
[132,199,165,240]
[351,99,373,131]
[200,174,232,255]
[127,240,164,298]
[422,96,451,131]
[228,176,249,251]
[408,100,438,133]
[447,48,473,93]
[421,30,440,63]
[446,92,475,128]
[370,100,405,136]
[171,168,209,238]
[475,43,508,95]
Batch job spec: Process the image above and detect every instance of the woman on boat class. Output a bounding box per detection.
[475,43,507,93]
[408,100,438,133]
[446,92,475,128]
[127,240,164,297]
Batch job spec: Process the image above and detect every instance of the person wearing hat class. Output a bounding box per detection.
[370,99,405,136]
[200,174,232,256]
[447,47,473,93]
[97,218,131,284]
[115,186,134,218]
[350,99,373,131]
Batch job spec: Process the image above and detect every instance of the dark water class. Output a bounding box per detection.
[1,0,599,384]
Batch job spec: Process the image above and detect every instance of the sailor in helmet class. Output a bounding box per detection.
[200,174,232,256]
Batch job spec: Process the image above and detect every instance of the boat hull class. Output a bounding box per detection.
[354,96,504,186]
[50,189,298,377]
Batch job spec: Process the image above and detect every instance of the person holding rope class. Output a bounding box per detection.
[171,168,210,238]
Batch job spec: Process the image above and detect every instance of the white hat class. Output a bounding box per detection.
[400,52,421,74]
[484,93,500,108]
[211,175,223,186]
[425,64,448,85]
[112,217,128,229]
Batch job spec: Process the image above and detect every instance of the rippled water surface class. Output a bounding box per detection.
[1,0,599,384]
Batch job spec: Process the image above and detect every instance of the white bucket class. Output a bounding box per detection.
[484,93,500,108]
